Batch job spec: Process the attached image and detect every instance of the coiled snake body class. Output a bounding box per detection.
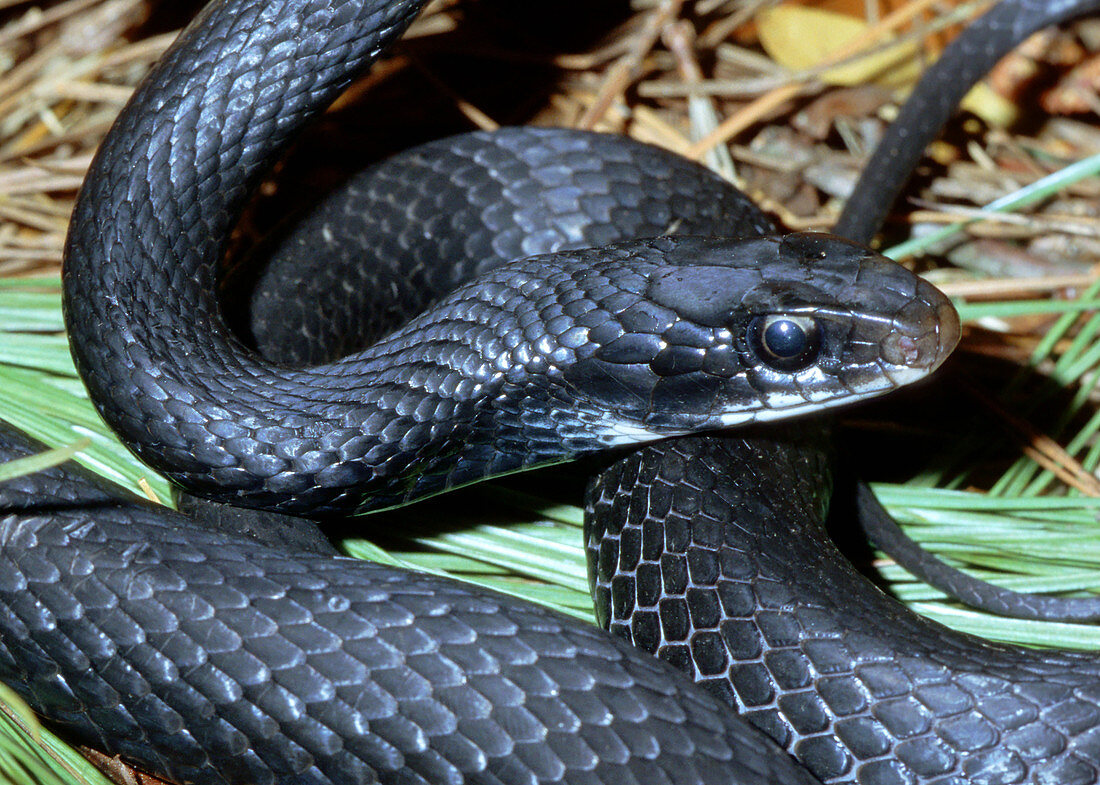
[0,1,1095,784]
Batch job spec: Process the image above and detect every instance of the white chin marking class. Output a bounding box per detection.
[595,420,675,447]
[883,365,928,388]
[593,365,930,447]
[719,366,930,426]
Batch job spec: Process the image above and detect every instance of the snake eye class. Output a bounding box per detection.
[749,314,821,372]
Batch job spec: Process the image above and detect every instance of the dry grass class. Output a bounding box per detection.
[0,2,1091,253]
[0,0,1095,288]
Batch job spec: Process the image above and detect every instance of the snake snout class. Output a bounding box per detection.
[881,279,961,374]
[932,289,962,365]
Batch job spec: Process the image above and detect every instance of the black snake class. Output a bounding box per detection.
[0,0,1095,784]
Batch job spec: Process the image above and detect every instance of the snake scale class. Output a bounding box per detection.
[0,0,1095,784]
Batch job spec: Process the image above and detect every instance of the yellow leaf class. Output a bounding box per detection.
[960,81,1019,127]
[757,6,922,90]
[756,6,1016,126]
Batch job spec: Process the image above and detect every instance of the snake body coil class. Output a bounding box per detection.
[0,0,1093,784]
[0,422,825,785]
[588,433,1100,785]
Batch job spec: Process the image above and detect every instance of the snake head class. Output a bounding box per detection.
[556,233,959,444]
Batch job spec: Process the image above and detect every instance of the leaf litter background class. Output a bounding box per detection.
[1,0,1100,782]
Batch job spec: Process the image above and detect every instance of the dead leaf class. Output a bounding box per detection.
[756,5,1016,126]
[756,6,922,89]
